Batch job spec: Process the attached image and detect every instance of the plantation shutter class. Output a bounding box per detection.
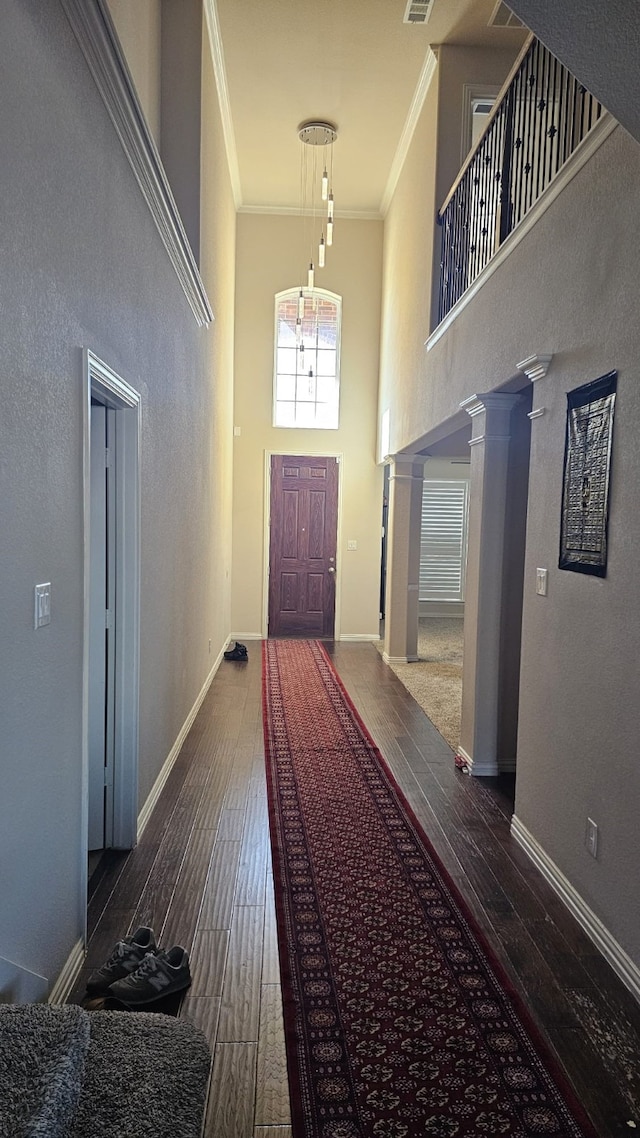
[419,480,469,602]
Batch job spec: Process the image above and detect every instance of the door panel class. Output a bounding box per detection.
[88,404,107,850]
[88,403,116,851]
[269,454,339,638]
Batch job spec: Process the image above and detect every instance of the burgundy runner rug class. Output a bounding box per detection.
[262,639,597,1138]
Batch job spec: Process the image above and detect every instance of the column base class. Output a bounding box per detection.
[454,745,500,777]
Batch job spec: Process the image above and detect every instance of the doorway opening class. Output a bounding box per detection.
[83,351,140,908]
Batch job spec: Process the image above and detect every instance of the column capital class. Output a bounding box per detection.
[517,353,553,382]
[460,393,523,447]
[460,392,523,417]
[387,453,428,479]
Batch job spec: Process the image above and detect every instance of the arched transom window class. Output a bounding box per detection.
[273,288,341,429]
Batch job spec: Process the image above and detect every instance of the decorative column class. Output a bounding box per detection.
[383,454,426,665]
[457,393,523,776]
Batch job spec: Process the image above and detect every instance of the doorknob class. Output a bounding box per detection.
[328,566,335,573]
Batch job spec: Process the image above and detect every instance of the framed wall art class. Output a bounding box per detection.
[559,371,617,577]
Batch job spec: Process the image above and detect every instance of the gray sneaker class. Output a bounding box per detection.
[108,946,191,1006]
[86,926,158,995]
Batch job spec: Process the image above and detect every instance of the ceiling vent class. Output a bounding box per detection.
[489,1,524,27]
[403,0,435,25]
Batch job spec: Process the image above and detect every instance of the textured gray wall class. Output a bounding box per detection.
[0,2,233,985]
[393,123,640,965]
[509,0,640,148]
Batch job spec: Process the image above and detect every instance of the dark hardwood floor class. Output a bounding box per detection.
[71,642,640,1138]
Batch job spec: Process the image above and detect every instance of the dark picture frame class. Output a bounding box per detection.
[559,371,617,577]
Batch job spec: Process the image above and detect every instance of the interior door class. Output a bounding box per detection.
[268,454,339,638]
[88,402,116,850]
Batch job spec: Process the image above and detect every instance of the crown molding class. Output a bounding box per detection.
[203,0,242,209]
[60,0,213,327]
[237,204,383,221]
[380,46,438,217]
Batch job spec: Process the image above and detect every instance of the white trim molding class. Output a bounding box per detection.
[60,0,213,327]
[383,653,417,665]
[203,0,242,208]
[238,204,383,221]
[137,649,224,840]
[380,47,438,217]
[517,353,553,382]
[48,940,85,1006]
[511,815,640,1002]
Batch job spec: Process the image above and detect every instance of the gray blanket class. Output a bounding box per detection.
[0,1004,210,1138]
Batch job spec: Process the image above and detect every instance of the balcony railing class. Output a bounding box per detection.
[437,37,603,324]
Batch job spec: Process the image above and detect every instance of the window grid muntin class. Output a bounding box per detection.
[274,289,341,429]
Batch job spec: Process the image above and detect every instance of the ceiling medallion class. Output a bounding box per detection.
[298,120,338,146]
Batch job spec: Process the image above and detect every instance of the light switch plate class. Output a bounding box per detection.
[34,583,51,628]
[536,568,548,596]
[347,539,358,551]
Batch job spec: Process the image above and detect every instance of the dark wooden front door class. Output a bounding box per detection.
[268,454,338,638]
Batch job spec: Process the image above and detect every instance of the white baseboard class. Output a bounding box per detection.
[137,648,223,840]
[456,744,499,777]
[383,652,411,665]
[0,955,49,1004]
[454,745,514,776]
[339,633,380,642]
[511,815,640,1002]
[48,939,85,1006]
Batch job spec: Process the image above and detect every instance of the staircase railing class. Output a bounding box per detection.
[436,37,603,324]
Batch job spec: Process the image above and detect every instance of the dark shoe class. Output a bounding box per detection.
[86,926,158,995]
[108,946,191,1006]
[224,641,248,661]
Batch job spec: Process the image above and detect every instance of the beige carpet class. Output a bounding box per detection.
[376,618,463,750]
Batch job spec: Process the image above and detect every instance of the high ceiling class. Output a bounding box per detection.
[211,0,527,217]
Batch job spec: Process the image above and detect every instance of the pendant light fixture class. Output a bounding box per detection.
[298,119,337,291]
[296,120,337,376]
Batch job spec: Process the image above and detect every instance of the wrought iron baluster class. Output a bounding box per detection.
[558,64,567,168]
[511,59,525,226]
[435,36,603,323]
[546,53,555,179]
[520,60,531,226]
[533,40,547,201]
[488,111,501,249]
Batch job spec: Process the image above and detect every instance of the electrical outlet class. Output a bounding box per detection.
[536,568,548,596]
[586,817,598,858]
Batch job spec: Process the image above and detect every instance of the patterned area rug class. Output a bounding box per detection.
[262,639,597,1138]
